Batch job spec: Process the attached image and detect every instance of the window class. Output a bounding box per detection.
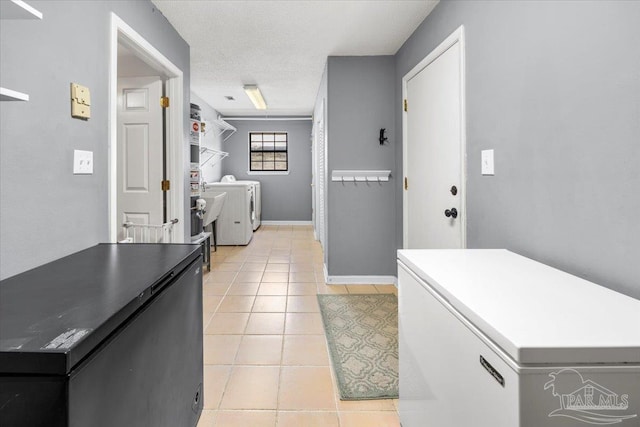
[249,132,288,172]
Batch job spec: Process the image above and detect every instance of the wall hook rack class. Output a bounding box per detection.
[331,170,391,183]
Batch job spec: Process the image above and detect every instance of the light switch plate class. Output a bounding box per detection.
[73,150,93,174]
[481,149,494,175]
[71,83,91,120]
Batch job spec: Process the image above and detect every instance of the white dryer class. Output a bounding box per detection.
[221,175,261,230]
[203,182,254,245]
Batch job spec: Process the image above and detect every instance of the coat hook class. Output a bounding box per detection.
[379,128,388,145]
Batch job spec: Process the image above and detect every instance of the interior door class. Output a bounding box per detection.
[315,100,327,249]
[405,40,464,249]
[117,77,164,241]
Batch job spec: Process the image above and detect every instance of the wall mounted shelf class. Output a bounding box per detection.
[200,147,229,168]
[331,170,391,183]
[1,1,43,102]
[206,117,237,142]
[0,87,29,102]
[0,0,43,20]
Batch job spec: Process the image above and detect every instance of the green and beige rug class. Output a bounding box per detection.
[317,294,398,400]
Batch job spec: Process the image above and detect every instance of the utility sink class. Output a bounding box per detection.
[202,192,227,228]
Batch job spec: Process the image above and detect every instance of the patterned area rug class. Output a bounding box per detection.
[317,294,398,400]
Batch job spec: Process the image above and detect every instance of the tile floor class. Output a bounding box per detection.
[196,225,400,427]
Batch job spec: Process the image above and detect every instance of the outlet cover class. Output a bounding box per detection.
[481,149,494,175]
[73,150,93,174]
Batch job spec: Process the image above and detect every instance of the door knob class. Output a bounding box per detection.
[444,208,458,219]
[450,185,458,196]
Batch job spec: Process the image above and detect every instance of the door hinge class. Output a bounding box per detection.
[403,99,408,112]
[404,177,408,190]
[160,97,170,108]
[161,180,170,191]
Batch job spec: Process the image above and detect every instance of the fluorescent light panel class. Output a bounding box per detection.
[243,85,267,110]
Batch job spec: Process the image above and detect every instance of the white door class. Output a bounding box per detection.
[404,29,466,249]
[117,76,164,241]
[315,100,327,249]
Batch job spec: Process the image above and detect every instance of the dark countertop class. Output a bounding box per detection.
[0,243,200,375]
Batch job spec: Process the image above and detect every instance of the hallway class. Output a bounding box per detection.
[197,225,399,426]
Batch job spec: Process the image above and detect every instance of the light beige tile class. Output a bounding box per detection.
[245,313,285,335]
[214,411,276,427]
[226,283,260,295]
[241,262,266,272]
[203,282,232,296]
[278,367,335,410]
[285,313,324,334]
[235,335,283,365]
[203,295,223,312]
[245,255,269,263]
[316,283,348,294]
[277,411,339,427]
[224,253,249,263]
[196,409,215,427]
[212,262,243,272]
[339,411,401,427]
[205,313,249,335]
[282,335,329,366]
[208,271,237,284]
[202,312,214,329]
[289,272,316,283]
[265,263,289,272]
[257,283,288,296]
[288,283,318,295]
[286,296,319,312]
[234,271,264,283]
[267,256,290,264]
[375,284,398,294]
[203,335,242,365]
[289,263,315,272]
[203,365,231,409]
[217,295,255,312]
[261,272,289,282]
[252,296,287,312]
[219,366,280,409]
[269,249,291,257]
[345,284,379,294]
[336,398,397,412]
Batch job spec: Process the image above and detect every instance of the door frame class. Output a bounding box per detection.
[108,13,185,243]
[402,25,467,249]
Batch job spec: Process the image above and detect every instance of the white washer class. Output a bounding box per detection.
[221,175,261,230]
[203,182,254,245]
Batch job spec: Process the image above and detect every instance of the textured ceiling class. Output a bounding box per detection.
[151,0,438,117]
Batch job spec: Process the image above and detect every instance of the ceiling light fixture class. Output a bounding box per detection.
[243,85,267,110]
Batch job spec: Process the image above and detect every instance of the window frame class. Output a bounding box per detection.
[247,131,290,175]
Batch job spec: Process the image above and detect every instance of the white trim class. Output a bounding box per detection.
[402,25,467,249]
[261,221,313,226]
[325,275,398,285]
[109,13,185,243]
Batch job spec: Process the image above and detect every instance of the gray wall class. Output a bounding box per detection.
[190,92,223,183]
[0,1,190,279]
[395,1,640,299]
[222,120,312,221]
[326,56,396,276]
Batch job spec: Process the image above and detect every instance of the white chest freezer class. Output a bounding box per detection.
[397,249,640,427]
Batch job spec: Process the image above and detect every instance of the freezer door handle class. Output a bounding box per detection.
[151,270,175,295]
[480,355,505,387]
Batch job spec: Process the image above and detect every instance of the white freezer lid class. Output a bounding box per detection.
[397,249,640,365]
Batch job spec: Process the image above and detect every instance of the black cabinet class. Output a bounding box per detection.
[0,244,203,427]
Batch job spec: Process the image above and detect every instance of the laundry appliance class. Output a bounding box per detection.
[221,175,261,230]
[203,182,254,245]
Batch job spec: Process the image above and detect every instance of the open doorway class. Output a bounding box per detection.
[108,13,185,243]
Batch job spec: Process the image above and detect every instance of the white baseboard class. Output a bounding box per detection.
[322,263,397,286]
[325,275,398,286]
[261,221,313,226]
